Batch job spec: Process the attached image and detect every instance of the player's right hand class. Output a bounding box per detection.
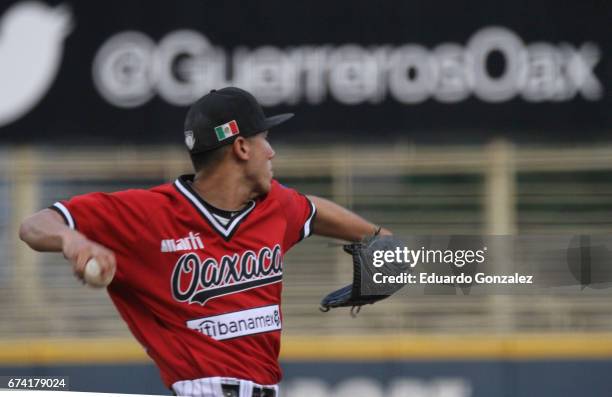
[61,231,116,283]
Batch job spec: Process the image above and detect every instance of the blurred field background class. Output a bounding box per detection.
[1,0,612,395]
[3,142,612,396]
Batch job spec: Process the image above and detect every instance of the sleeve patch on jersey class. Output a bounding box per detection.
[299,198,317,241]
[51,202,76,230]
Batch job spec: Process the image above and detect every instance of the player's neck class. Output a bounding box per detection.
[191,171,255,211]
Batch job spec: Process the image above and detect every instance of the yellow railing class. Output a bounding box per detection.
[3,334,612,364]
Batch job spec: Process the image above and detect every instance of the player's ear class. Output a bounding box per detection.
[232,136,250,161]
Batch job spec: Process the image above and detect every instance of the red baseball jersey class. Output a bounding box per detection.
[51,175,316,388]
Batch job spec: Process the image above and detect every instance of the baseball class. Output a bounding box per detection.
[84,258,114,288]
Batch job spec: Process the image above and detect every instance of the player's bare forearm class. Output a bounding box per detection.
[20,209,116,280]
[19,209,76,252]
[307,195,391,242]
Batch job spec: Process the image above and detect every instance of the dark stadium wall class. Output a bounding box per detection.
[1,360,611,396]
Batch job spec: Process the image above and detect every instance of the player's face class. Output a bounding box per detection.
[247,131,275,194]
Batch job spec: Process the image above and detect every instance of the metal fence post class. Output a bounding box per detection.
[9,147,54,332]
[485,139,516,235]
[484,139,517,332]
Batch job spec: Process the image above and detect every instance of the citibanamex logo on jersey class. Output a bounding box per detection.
[186,305,282,341]
[171,245,283,305]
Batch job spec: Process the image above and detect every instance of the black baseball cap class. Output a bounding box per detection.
[183,87,294,153]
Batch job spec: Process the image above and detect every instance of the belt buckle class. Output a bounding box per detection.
[221,384,239,397]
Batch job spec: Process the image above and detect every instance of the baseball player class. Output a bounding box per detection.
[19,87,390,397]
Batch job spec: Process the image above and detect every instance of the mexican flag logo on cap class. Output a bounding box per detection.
[214,120,240,141]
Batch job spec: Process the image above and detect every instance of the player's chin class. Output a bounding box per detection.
[259,177,273,195]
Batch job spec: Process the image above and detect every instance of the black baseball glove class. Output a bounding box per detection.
[320,233,408,316]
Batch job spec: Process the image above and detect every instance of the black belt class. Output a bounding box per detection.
[221,384,276,397]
